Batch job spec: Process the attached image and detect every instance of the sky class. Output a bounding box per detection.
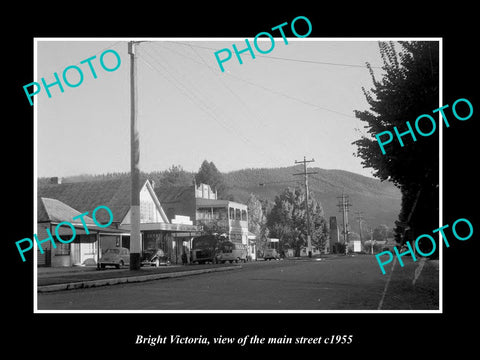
[36,38,387,179]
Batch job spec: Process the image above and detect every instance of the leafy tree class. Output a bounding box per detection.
[372,224,389,241]
[347,231,361,241]
[195,160,228,198]
[267,187,328,256]
[247,193,266,236]
[247,193,268,251]
[199,221,228,236]
[352,41,439,244]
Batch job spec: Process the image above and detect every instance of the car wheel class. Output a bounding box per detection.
[117,260,124,269]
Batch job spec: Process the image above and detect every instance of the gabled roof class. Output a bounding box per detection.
[38,197,96,224]
[38,197,125,235]
[38,178,132,224]
[154,185,194,204]
[37,176,175,226]
[120,180,170,225]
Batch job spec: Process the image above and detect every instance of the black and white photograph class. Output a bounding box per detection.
[7,5,478,357]
[33,38,440,312]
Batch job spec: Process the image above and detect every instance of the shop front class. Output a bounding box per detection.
[121,223,202,265]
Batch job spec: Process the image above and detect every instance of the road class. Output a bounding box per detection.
[37,255,439,311]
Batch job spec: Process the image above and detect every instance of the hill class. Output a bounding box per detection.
[42,166,402,233]
[223,167,401,232]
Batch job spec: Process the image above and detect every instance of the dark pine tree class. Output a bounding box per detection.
[195,160,228,199]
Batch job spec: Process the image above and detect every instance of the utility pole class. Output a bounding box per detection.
[337,192,352,253]
[293,156,317,258]
[355,211,364,243]
[129,41,141,270]
[368,227,374,255]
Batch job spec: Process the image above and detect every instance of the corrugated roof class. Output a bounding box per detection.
[39,197,96,224]
[38,178,132,224]
[154,185,193,203]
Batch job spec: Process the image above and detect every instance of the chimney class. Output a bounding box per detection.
[49,177,62,184]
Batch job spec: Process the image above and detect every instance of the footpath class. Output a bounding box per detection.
[37,263,241,293]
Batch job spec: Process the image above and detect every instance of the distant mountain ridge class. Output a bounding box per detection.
[223,166,401,232]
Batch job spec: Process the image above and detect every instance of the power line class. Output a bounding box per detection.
[257,54,381,69]
[182,42,298,162]
[138,48,253,147]
[258,179,299,187]
[310,174,340,189]
[146,44,301,166]
[226,73,357,119]
[137,44,289,167]
[155,41,359,119]
[168,41,383,69]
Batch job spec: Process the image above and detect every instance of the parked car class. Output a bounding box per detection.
[99,247,130,269]
[216,241,248,263]
[264,248,280,260]
[141,249,171,267]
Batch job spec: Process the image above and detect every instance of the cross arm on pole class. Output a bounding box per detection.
[293,171,318,176]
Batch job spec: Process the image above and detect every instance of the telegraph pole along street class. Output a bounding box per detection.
[129,41,143,270]
[337,193,352,254]
[293,157,317,258]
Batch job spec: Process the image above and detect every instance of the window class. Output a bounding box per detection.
[241,210,247,221]
[105,248,120,254]
[229,208,235,220]
[140,200,155,223]
[197,208,212,220]
[84,242,95,255]
[218,208,227,220]
[235,208,241,220]
[55,242,70,256]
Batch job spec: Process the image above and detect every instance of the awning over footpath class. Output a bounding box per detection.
[119,222,202,233]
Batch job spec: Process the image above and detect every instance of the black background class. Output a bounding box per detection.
[6,3,478,356]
